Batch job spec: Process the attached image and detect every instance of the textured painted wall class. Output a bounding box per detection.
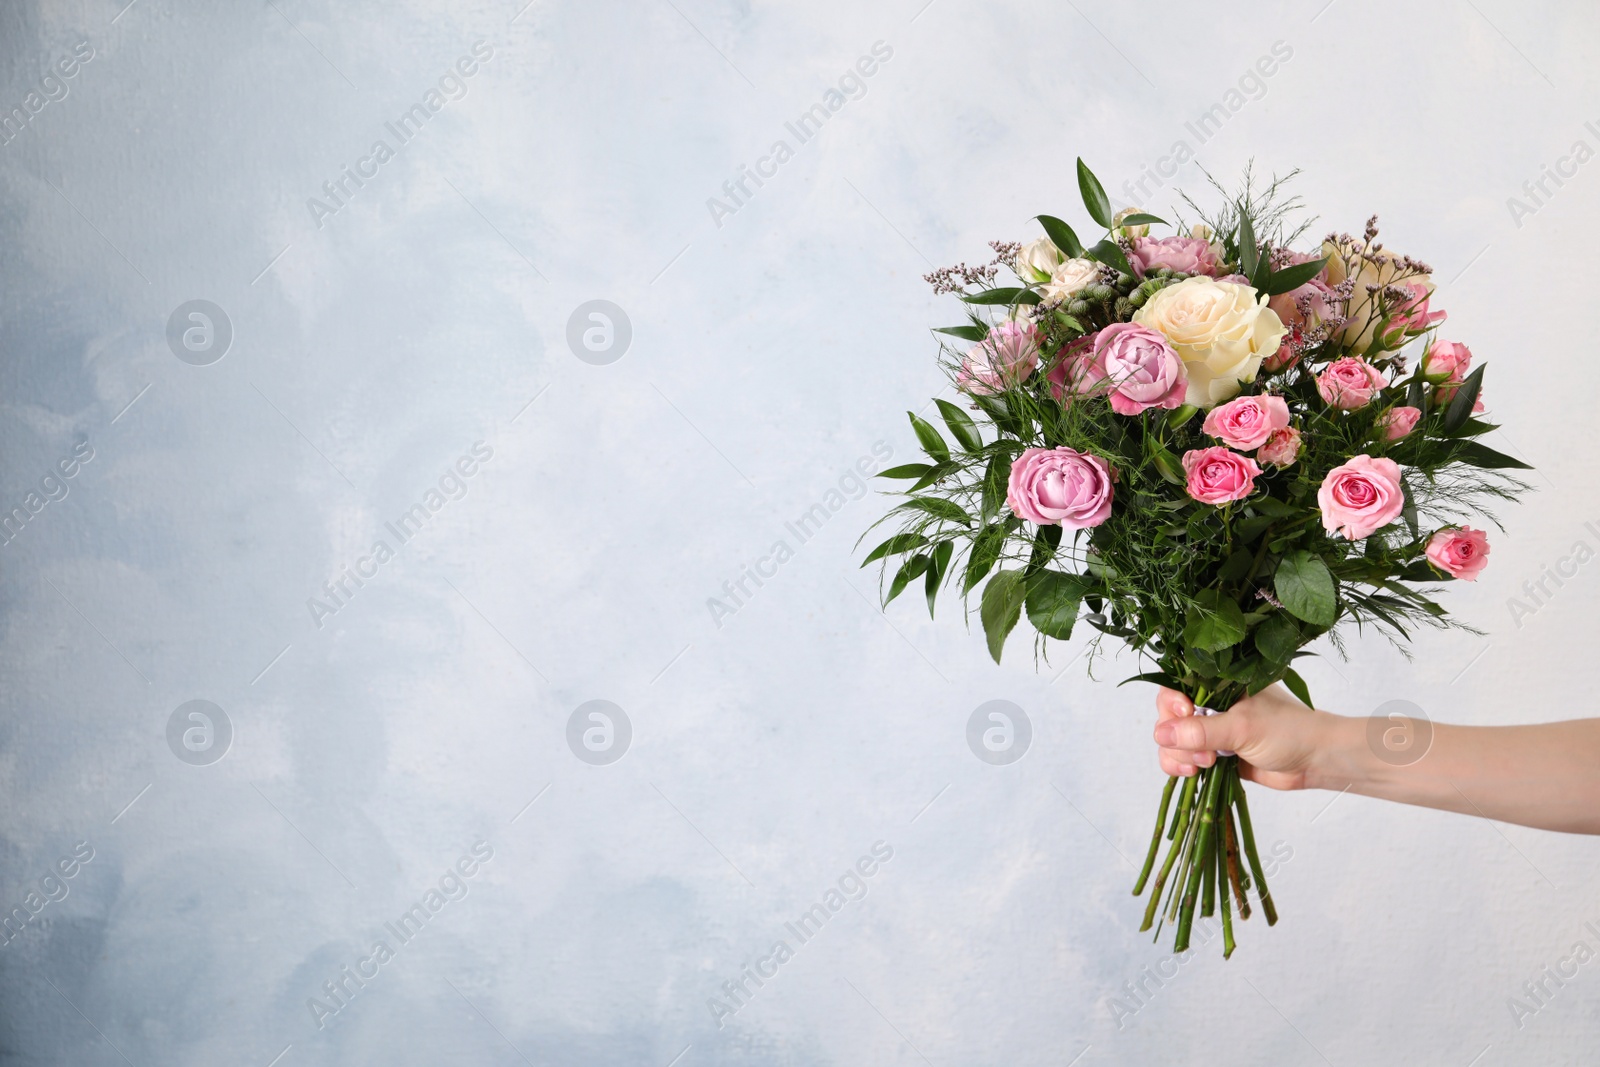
[1,0,1598,1064]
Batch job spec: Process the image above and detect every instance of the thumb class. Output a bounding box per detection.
[1154,711,1245,755]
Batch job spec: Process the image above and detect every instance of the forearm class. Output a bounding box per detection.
[1306,713,1600,834]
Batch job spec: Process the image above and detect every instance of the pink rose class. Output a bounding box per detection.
[1182,446,1262,505]
[1045,334,1098,405]
[1089,323,1188,415]
[1318,455,1405,540]
[1387,282,1445,336]
[1257,426,1302,468]
[1316,357,1387,411]
[1202,394,1291,450]
[1425,526,1490,581]
[1128,236,1219,278]
[1422,340,1471,384]
[1263,340,1299,373]
[1266,253,1337,329]
[956,321,1041,395]
[1425,341,1470,381]
[1378,405,1422,441]
[1006,447,1115,529]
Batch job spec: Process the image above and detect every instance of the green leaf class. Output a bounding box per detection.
[861,532,927,566]
[876,463,933,480]
[1024,523,1062,576]
[1237,207,1258,279]
[1119,212,1167,227]
[908,412,949,462]
[934,325,987,342]
[1025,570,1084,641]
[1086,238,1132,276]
[980,451,1009,523]
[1233,514,1276,544]
[980,570,1027,664]
[1034,215,1084,258]
[895,497,971,525]
[1183,590,1248,652]
[1150,441,1185,485]
[934,398,983,452]
[1275,550,1337,627]
[1406,377,1426,412]
[1076,158,1113,229]
[925,540,953,618]
[1118,671,1183,689]
[1262,256,1329,296]
[886,553,930,605]
[1442,364,1485,433]
[1446,417,1499,438]
[909,461,959,493]
[963,523,1008,593]
[1254,612,1300,665]
[1281,667,1314,709]
[1218,548,1253,584]
[1166,404,1199,429]
[1250,497,1303,519]
[962,287,1041,306]
[1401,476,1419,539]
[1451,440,1531,470]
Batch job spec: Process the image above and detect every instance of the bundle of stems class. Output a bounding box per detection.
[1131,686,1277,957]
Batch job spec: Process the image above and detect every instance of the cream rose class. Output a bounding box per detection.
[1040,257,1101,303]
[1322,240,1434,352]
[1014,237,1065,284]
[1132,276,1286,407]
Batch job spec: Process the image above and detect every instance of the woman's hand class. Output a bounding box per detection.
[1153,683,1329,791]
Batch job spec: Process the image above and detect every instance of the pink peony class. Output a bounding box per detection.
[1088,323,1188,415]
[1202,394,1291,450]
[1425,526,1491,581]
[1378,405,1422,441]
[1182,447,1262,505]
[1006,447,1115,529]
[1128,236,1219,278]
[1317,357,1387,411]
[1318,455,1405,540]
[1258,426,1302,468]
[956,321,1041,396]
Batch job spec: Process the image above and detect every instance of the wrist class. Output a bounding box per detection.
[1301,711,1370,792]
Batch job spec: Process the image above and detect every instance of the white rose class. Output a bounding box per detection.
[1040,257,1101,303]
[1322,239,1432,352]
[1014,237,1065,283]
[1132,276,1286,407]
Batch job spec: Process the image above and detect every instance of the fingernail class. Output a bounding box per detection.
[1154,723,1175,745]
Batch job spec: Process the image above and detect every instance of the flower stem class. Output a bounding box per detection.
[1134,775,1178,896]
[1141,773,1197,931]
[1233,771,1278,926]
[1174,763,1224,952]
[1217,826,1235,959]
[1222,767,1252,922]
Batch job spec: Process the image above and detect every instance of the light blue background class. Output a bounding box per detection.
[2,0,1598,1063]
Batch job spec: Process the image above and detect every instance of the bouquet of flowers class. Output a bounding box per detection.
[862,162,1529,956]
